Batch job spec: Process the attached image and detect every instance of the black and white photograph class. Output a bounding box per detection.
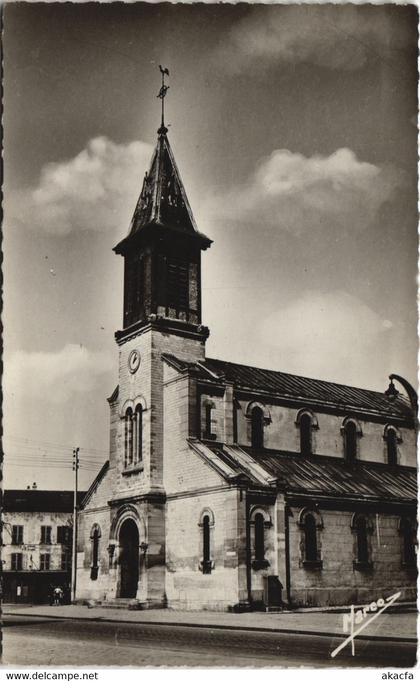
[2,1,418,672]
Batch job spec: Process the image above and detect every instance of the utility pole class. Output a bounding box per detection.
[71,447,79,602]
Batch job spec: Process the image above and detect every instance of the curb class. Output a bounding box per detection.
[4,610,417,644]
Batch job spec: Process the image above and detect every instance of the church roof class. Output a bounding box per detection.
[188,440,417,504]
[162,354,414,421]
[115,129,211,253]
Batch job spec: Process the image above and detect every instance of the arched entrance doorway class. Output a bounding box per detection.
[119,518,140,598]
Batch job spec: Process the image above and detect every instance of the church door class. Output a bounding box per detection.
[119,519,140,599]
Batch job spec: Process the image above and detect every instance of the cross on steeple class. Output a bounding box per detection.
[157,65,170,133]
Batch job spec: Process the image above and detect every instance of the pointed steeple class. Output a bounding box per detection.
[115,67,211,254]
[120,128,211,248]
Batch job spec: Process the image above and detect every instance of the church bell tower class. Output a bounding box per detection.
[114,69,211,339]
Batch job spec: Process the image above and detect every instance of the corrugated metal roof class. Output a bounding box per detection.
[204,442,417,502]
[163,353,413,419]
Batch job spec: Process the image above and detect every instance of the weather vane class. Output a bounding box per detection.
[157,65,170,131]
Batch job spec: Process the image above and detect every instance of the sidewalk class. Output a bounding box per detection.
[3,603,417,642]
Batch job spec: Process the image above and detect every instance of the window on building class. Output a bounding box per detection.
[300,413,313,456]
[12,525,23,545]
[40,554,51,571]
[11,553,23,571]
[167,258,189,311]
[343,420,358,462]
[134,405,143,463]
[41,526,52,545]
[124,407,133,466]
[61,551,71,572]
[385,427,398,466]
[57,526,72,545]
[199,510,214,574]
[304,514,318,562]
[90,525,101,581]
[254,513,265,561]
[400,518,416,567]
[203,400,216,440]
[251,406,264,449]
[355,516,369,564]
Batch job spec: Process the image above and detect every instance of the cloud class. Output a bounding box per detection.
[203,147,405,234]
[259,290,398,387]
[4,344,113,404]
[7,136,153,235]
[216,6,414,73]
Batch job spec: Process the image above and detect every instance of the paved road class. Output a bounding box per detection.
[2,614,417,667]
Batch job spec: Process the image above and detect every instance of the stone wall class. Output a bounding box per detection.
[198,390,415,466]
[288,506,417,606]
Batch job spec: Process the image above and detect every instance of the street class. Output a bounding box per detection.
[2,614,417,667]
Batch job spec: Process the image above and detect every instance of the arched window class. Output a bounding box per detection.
[355,516,368,564]
[343,420,358,462]
[251,407,264,449]
[300,413,313,456]
[199,510,214,574]
[254,512,265,562]
[125,408,133,466]
[304,514,318,562]
[384,426,400,466]
[298,509,323,568]
[203,515,210,562]
[400,518,416,566]
[90,525,101,581]
[134,405,143,463]
[351,514,372,570]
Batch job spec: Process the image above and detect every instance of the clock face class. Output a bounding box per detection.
[128,349,141,374]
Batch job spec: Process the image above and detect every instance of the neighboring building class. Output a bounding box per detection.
[2,488,86,603]
[76,111,417,611]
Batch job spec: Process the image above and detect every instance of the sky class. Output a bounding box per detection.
[3,3,418,490]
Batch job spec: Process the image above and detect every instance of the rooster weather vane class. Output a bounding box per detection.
[157,65,170,131]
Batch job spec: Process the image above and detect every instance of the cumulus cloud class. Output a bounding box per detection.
[204,147,405,234]
[7,136,153,235]
[4,344,113,404]
[259,290,398,387]
[216,6,414,73]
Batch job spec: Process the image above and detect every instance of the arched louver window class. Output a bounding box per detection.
[300,413,313,456]
[251,407,264,449]
[355,516,369,564]
[254,513,265,562]
[125,408,133,466]
[344,420,357,462]
[386,427,398,466]
[304,514,318,562]
[134,405,143,464]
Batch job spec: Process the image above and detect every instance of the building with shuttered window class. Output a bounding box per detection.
[2,488,85,603]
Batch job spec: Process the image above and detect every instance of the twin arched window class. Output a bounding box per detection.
[124,405,143,467]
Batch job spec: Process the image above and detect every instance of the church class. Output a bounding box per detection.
[76,83,417,611]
